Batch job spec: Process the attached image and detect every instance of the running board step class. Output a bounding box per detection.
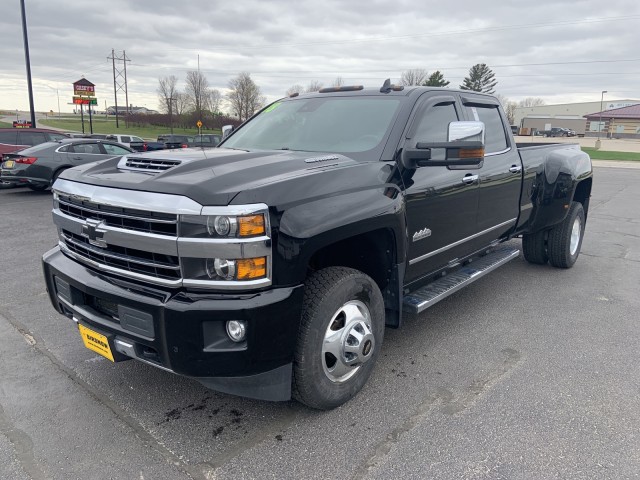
[403,247,520,315]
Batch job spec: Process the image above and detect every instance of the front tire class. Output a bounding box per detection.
[27,184,48,191]
[293,267,385,410]
[547,201,585,268]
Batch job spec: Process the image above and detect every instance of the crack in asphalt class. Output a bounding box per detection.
[0,308,204,480]
[351,348,522,480]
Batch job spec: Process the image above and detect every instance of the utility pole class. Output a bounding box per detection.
[20,0,36,128]
[107,49,131,128]
[123,50,129,114]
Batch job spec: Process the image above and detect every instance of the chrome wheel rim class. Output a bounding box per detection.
[322,300,375,383]
[570,216,582,256]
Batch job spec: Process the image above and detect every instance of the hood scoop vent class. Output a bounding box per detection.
[118,156,182,172]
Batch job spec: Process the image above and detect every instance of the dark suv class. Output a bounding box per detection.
[0,128,69,156]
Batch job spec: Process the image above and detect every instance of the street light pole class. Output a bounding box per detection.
[20,0,36,128]
[596,90,607,150]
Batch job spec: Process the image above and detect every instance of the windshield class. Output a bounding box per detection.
[223,96,402,157]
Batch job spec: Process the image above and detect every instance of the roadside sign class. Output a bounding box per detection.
[73,97,97,105]
[196,120,203,128]
[13,121,32,128]
[73,78,96,97]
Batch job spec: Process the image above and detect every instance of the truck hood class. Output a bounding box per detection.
[60,147,361,206]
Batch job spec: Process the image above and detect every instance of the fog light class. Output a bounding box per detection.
[226,320,247,342]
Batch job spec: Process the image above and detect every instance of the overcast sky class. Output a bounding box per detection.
[1,0,639,114]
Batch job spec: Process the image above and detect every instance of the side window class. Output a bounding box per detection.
[18,131,47,146]
[120,136,131,143]
[103,143,131,155]
[47,133,67,141]
[131,136,143,143]
[411,102,459,143]
[72,143,102,154]
[465,105,508,153]
[0,131,18,144]
[57,145,71,153]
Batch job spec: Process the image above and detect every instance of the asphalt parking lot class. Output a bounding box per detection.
[1,165,639,480]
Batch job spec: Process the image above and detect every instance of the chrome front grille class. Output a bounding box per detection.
[52,179,273,290]
[57,194,177,236]
[62,230,181,280]
[124,157,181,171]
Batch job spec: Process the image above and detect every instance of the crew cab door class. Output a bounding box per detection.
[401,94,481,284]
[461,96,521,241]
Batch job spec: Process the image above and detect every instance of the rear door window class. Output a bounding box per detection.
[17,131,47,146]
[47,133,67,141]
[70,142,103,154]
[103,143,131,155]
[119,136,131,143]
[0,131,18,144]
[464,105,508,153]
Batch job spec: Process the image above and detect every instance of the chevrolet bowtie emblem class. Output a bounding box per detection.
[81,218,107,248]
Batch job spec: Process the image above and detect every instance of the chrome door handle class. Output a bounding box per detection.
[509,165,522,173]
[462,174,478,184]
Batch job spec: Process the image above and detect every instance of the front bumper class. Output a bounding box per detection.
[43,246,304,401]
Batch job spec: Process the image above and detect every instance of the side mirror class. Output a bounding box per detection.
[222,125,234,138]
[401,121,486,169]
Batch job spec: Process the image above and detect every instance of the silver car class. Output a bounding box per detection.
[0,138,133,191]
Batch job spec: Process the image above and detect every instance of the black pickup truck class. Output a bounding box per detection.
[42,82,592,409]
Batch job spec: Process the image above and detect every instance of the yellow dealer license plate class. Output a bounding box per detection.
[78,324,114,362]
[3,160,14,168]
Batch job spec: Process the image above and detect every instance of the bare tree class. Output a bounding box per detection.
[332,77,344,87]
[517,97,546,108]
[185,70,210,118]
[400,69,428,86]
[285,80,325,96]
[208,89,222,114]
[174,92,188,116]
[157,75,178,114]
[286,84,304,96]
[305,80,323,93]
[227,72,265,121]
[495,94,517,125]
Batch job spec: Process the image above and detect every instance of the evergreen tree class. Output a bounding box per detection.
[460,63,497,94]
[423,70,450,87]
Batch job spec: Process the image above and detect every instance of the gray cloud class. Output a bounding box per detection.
[1,0,639,112]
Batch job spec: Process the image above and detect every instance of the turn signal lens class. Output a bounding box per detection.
[238,214,265,237]
[236,257,266,280]
[459,148,485,159]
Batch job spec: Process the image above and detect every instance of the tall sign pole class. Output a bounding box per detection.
[20,0,36,128]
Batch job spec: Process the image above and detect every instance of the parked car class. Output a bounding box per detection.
[42,84,593,409]
[0,138,132,191]
[129,135,192,152]
[87,134,145,148]
[0,128,69,156]
[541,127,575,137]
[191,133,222,148]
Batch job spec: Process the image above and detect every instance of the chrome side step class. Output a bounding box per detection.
[403,247,520,315]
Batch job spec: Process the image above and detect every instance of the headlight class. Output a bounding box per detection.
[181,214,266,238]
[183,257,267,282]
